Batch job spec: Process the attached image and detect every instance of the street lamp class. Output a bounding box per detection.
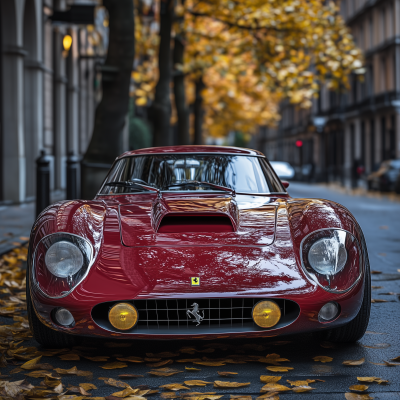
[63,34,73,52]
[62,34,72,58]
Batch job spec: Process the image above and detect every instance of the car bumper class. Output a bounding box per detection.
[30,276,365,340]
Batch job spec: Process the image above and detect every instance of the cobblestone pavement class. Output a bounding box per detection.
[0,183,399,399]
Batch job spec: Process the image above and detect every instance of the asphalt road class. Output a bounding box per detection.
[3,183,400,399]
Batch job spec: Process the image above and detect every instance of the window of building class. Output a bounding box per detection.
[370,119,375,170]
[381,7,386,42]
[369,15,373,49]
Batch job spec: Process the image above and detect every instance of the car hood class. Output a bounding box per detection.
[118,194,277,248]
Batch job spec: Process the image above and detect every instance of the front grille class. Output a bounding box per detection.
[133,298,257,328]
[92,298,300,334]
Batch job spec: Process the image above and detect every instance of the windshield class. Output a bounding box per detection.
[98,154,285,195]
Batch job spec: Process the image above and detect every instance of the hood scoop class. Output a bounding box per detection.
[119,195,276,247]
[158,214,234,233]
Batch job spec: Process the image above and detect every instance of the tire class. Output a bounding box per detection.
[314,253,371,343]
[26,257,80,348]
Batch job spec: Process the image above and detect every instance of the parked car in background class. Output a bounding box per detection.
[367,159,400,192]
[270,161,295,180]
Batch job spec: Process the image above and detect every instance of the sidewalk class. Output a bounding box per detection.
[0,202,34,255]
[0,191,66,255]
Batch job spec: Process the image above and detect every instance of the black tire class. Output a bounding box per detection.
[314,251,371,343]
[26,257,80,348]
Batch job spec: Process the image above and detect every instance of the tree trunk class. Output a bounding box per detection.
[193,76,205,145]
[81,0,134,199]
[151,0,174,147]
[173,36,189,145]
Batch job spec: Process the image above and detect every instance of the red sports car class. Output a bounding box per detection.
[27,146,371,348]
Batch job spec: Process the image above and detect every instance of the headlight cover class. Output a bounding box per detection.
[300,228,362,293]
[45,241,84,278]
[32,233,93,298]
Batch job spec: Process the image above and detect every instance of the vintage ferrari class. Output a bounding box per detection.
[27,146,371,348]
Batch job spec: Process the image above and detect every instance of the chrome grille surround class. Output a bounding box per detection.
[92,298,300,334]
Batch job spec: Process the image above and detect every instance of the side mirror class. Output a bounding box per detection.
[281,181,290,189]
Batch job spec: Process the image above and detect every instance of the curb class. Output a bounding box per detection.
[317,183,400,203]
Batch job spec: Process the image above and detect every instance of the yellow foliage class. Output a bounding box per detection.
[132,0,363,139]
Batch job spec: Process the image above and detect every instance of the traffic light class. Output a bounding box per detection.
[296,140,303,148]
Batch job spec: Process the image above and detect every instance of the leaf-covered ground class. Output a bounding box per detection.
[0,244,399,400]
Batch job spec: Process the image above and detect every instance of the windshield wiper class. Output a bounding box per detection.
[166,181,235,197]
[104,181,162,197]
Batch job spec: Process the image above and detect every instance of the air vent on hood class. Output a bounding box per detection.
[158,214,234,233]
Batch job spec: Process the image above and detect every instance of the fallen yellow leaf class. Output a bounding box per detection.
[184,380,212,386]
[260,376,282,383]
[79,383,97,391]
[218,371,238,377]
[99,377,129,388]
[25,370,53,378]
[147,359,173,367]
[214,380,250,388]
[345,393,373,400]
[287,379,316,386]
[193,361,226,367]
[160,383,190,391]
[260,383,290,392]
[343,358,365,366]
[292,386,315,393]
[117,356,144,363]
[349,385,369,392]
[118,374,144,379]
[111,387,140,397]
[256,393,280,400]
[357,377,388,384]
[84,356,110,362]
[100,362,128,370]
[313,356,333,363]
[160,393,178,399]
[266,366,293,372]
[362,343,390,349]
[148,368,182,377]
[55,366,91,377]
[20,356,42,370]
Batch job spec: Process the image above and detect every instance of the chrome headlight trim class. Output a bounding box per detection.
[31,232,94,299]
[300,227,363,294]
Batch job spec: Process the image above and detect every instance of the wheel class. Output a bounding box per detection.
[314,252,371,343]
[26,257,80,348]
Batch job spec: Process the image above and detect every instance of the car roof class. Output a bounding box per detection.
[118,146,265,158]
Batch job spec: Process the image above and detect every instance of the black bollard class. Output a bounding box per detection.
[66,151,80,200]
[36,150,51,217]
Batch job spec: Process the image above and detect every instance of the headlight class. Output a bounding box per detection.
[301,228,362,293]
[45,241,83,278]
[32,233,93,298]
[308,232,347,275]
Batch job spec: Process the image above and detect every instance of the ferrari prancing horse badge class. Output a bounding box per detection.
[191,277,200,286]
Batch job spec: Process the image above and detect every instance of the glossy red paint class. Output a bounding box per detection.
[29,146,368,341]
[119,145,264,158]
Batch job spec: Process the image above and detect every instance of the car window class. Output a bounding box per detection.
[98,154,285,195]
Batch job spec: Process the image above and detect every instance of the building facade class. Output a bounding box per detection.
[257,0,400,188]
[0,0,106,203]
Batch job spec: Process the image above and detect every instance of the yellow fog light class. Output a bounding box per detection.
[252,300,281,328]
[109,303,138,330]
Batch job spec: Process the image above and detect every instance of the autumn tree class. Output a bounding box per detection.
[182,0,363,141]
[81,0,135,199]
[133,0,363,145]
